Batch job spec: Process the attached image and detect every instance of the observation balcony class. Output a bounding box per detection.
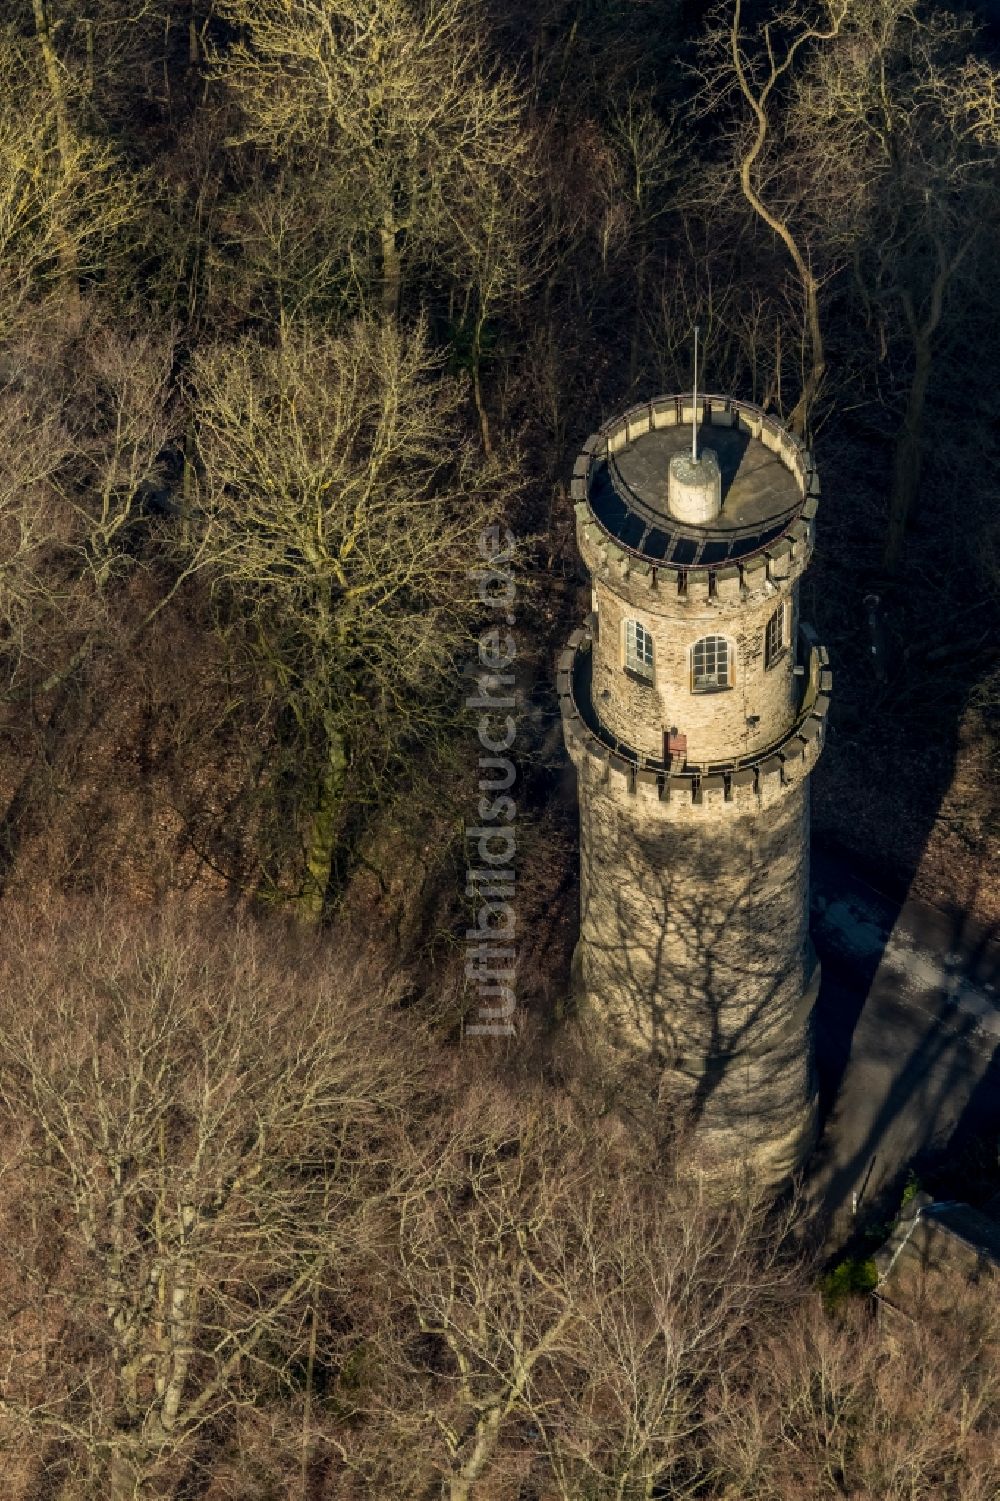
[558,622,831,806]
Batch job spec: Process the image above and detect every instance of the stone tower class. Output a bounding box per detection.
[558,394,832,1186]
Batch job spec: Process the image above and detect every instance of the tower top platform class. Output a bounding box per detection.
[573,394,817,571]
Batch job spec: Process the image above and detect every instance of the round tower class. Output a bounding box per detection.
[558,394,832,1187]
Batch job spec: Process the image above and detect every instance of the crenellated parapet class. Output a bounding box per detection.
[558,626,831,817]
[571,394,819,611]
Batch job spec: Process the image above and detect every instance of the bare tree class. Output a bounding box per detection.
[0,904,425,1501]
[787,2,1000,568]
[712,1287,1000,1499]
[366,1089,588,1501]
[27,0,180,129]
[531,1177,800,1501]
[606,87,676,386]
[0,27,138,338]
[0,303,198,719]
[0,378,76,699]
[188,314,514,916]
[699,0,852,435]
[55,314,179,589]
[210,0,531,321]
[358,1085,804,1501]
[700,1,1000,559]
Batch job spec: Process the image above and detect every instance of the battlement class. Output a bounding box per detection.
[572,395,818,608]
[558,625,830,817]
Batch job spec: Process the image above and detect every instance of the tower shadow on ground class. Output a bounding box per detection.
[800,397,1000,1238]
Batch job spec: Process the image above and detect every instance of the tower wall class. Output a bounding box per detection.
[590,573,801,764]
[570,693,819,1181]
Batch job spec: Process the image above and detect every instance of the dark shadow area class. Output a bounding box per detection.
[944,1045,1000,1182]
[0,666,96,899]
[791,370,1000,1237]
[698,421,751,501]
[810,842,910,1122]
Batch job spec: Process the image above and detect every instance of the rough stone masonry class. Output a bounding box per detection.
[558,393,832,1187]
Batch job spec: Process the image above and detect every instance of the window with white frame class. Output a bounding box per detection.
[624,619,654,681]
[691,635,730,691]
[765,604,785,669]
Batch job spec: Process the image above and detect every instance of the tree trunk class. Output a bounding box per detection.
[729,0,843,439]
[884,334,931,573]
[300,1295,319,1500]
[786,271,824,439]
[299,729,347,921]
[883,238,966,573]
[31,0,81,307]
[628,243,648,388]
[470,319,492,455]
[450,1407,504,1501]
[380,215,401,321]
[181,421,196,549]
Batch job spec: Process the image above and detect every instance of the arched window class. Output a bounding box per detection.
[691,635,730,691]
[765,604,785,669]
[624,618,654,681]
